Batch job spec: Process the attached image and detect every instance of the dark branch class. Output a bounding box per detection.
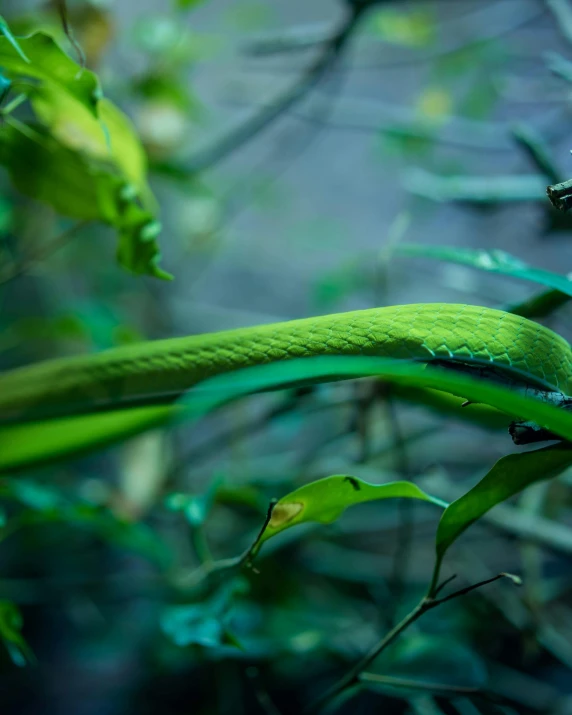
[187,3,368,173]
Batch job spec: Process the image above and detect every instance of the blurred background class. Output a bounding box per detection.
[2,0,572,713]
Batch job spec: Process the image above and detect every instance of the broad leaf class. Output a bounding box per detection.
[0,124,169,279]
[254,475,446,549]
[0,29,100,117]
[0,22,167,278]
[430,443,572,593]
[395,244,572,298]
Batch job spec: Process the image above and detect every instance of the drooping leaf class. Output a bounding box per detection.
[254,475,446,550]
[0,123,169,279]
[0,29,100,117]
[0,21,167,278]
[31,88,153,203]
[4,355,572,473]
[396,244,572,298]
[0,600,34,667]
[430,443,572,592]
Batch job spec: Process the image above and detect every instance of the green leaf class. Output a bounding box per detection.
[0,21,167,278]
[0,477,170,565]
[253,475,445,549]
[0,123,170,279]
[31,88,153,203]
[5,355,572,474]
[165,473,223,526]
[431,443,572,592]
[402,170,546,203]
[0,29,100,117]
[395,244,572,297]
[175,0,206,9]
[0,600,34,667]
[161,578,247,649]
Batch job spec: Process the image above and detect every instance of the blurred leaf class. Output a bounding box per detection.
[165,473,223,526]
[0,29,99,117]
[0,600,34,667]
[175,0,206,9]
[457,77,498,120]
[416,87,452,124]
[402,169,546,203]
[161,578,247,649]
[432,443,572,588]
[0,20,167,278]
[506,288,572,320]
[254,475,446,549]
[5,355,572,473]
[0,124,170,279]
[368,8,436,47]
[312,260,374,309]
[0,478,170,565]
[32,87,153,201]
[379,127,434,159]
[225,3,273,31]
[396,244,572,297]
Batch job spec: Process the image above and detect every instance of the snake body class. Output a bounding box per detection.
[1,303,571,426]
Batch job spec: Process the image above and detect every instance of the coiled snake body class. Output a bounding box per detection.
[1,303,571,426]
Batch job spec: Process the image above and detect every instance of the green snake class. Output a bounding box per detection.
[1,303,571,427]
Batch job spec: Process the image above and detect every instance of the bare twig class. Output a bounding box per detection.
[54,0,86,68]
[187,3,368,173]
[306,573,520,714]
[0,220,91,286]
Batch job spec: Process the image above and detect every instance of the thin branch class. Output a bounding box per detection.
[430,573,521,607]
[175,499,277,590]
[306,572,521,714]
[241,3,545,70]
[433,573,458,597]
[186,3,367,173]
[0,220,91,286]
[359,672,480,696]
[54,0,86,68]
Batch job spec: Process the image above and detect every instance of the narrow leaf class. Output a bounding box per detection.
[4,356,572,473]
[395,244,572,297]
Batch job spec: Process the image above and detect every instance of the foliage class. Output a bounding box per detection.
[1,3,572,715]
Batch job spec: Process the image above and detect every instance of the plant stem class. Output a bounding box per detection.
[306,573,519,714]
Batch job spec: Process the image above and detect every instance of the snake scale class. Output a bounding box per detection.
[1,303,571,426]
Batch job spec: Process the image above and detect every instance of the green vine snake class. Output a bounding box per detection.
[1,303,571,428]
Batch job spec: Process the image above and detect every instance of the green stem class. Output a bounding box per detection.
[306,572,518,714]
